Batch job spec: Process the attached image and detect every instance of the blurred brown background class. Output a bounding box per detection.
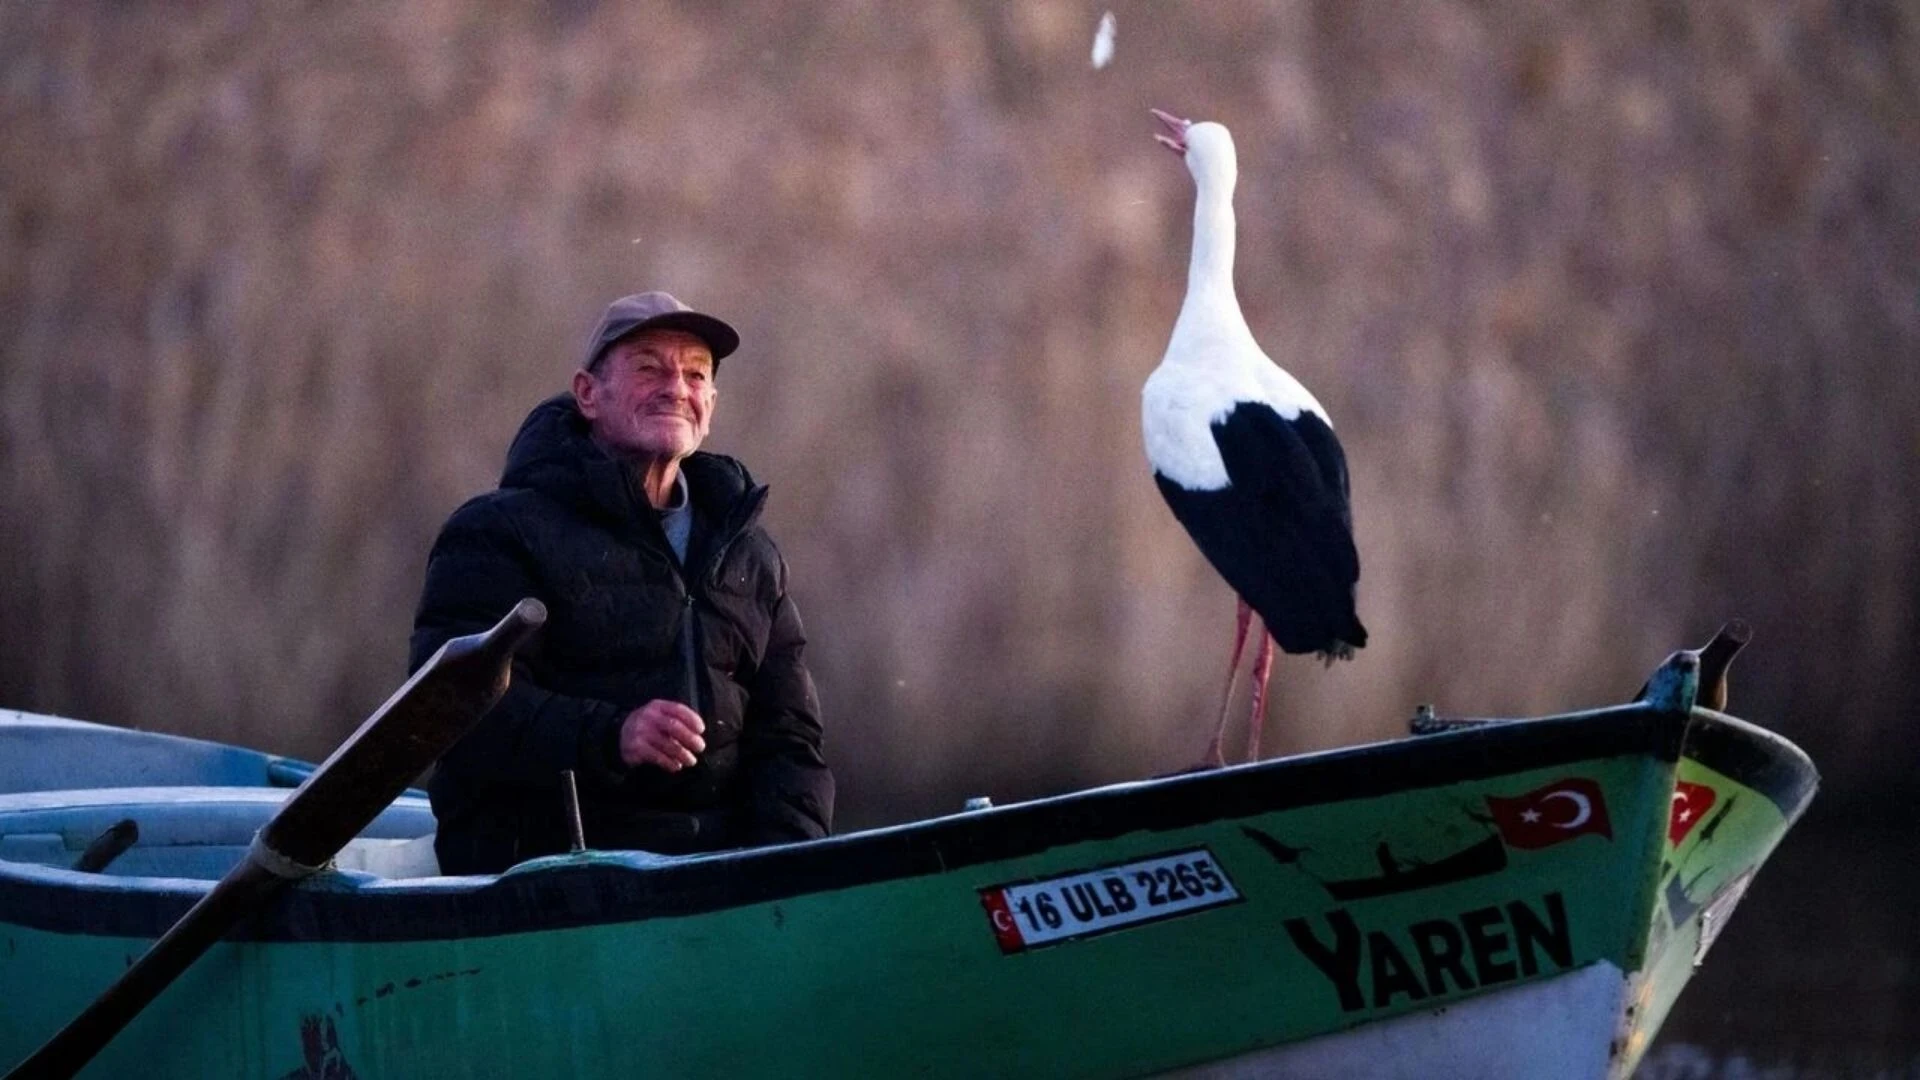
[2,2,1915,1069]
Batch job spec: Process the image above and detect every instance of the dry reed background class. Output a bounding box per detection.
[3,0,1918,1066]
[4,1,1916,820]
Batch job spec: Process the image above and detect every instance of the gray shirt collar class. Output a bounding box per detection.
[658,470,693,563]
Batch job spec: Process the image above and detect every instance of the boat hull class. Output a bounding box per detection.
[0,705,1814,1078]
[1167,961,1628,1079]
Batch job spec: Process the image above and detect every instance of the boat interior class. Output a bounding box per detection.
[0,711,447,881]
[0,788,444,881]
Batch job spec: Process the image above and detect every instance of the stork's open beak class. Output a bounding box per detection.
[1151,108,1191,155]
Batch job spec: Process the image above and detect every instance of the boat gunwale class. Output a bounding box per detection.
[1680,708,1820,822]
[0,703,1708,943]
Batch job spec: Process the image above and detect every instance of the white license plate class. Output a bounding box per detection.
[979,847,1242,953]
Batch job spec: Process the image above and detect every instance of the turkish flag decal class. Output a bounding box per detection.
[979,888,1027,953]
[1486,777,1613,850]
[1668,781,1718,845]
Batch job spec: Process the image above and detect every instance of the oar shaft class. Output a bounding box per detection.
[8,859,282,1079]
[6,598,545,1080]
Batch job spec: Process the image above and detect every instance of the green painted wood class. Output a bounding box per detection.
[1614,726,1815,1074]
[0,706,1815,1079]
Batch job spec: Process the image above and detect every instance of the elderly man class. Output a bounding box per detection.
[412,291,833,874]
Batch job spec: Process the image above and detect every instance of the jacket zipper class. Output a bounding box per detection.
[677,482,769,715]
[678,590,699,711]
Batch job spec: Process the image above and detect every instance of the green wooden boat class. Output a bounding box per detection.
[0,650,1815,1078]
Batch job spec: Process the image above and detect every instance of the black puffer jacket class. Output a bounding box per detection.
[413,394,832,873]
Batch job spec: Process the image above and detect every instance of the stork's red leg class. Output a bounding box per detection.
[1202,600,1255,767]
[1245,631,1276,762]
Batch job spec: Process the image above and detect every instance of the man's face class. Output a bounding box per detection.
[573,329,717,461]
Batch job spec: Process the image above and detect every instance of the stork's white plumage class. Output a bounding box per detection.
[1143,109,1366,766]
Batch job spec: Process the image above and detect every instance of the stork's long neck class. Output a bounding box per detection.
[1173,169,1253,352]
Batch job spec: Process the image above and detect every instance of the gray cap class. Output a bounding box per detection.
[582,291,740,371]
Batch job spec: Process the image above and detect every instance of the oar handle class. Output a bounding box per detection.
[71,820,139,874]
[6,599,545,1080]
[263,598,546,867]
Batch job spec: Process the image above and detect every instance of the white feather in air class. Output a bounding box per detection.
[1091,12,1116,70]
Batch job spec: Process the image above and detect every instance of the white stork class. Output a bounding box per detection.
[1143,108,1367,766]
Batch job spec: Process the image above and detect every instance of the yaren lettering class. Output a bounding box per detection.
[1284,892,1573,1012]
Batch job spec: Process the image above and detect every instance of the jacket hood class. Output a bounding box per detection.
[499,393,758,522]
[500,394,595,490]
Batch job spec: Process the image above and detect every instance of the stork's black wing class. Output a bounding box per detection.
[1211,403,1360,584]
[1154,402,1366,654]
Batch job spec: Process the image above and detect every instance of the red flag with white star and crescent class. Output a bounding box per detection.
[1485,777,1613,850]
[1668,780,1718,845]
[979,888,1026,953]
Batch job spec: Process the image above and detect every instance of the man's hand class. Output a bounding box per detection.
[618,700,707,771]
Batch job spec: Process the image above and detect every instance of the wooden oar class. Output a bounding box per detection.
[70,820,139,874]
[5,598,546,1080]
